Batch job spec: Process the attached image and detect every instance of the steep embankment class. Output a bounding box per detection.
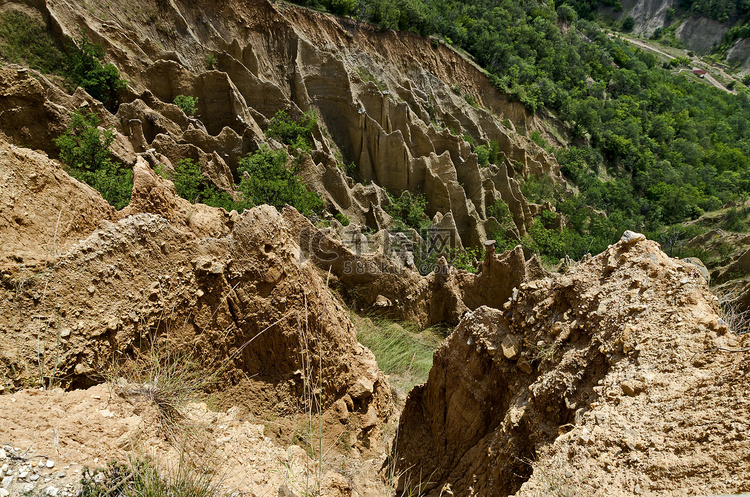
[0,140,394,463]
[395,232,750,496]
[0,0,561,251]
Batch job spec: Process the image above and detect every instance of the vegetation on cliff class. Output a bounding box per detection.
[4,0,750,265]
[55,110,133,210]
[290,0,750,262]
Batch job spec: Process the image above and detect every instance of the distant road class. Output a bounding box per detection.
[613,33,736,94]
[621,36,675,60]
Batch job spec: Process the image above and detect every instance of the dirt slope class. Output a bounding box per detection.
[395,232,750,496]
[0,383,386,497]
[0,137,395,486]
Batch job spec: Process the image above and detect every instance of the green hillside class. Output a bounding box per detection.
[293,0,750,261]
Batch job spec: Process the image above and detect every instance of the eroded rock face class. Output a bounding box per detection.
[284,207,535,328]
[0,140,117,266]
[613,0,675,37]
[395,235,750,496]
[1,0,563,248]
[675,15,728,55]
[1,189,392,455]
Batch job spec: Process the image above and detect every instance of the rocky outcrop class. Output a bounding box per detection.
[284,208,533,328]
[609,0,675,37]
[0,155,393,453]
[395,233,749,496]
[0,140,117,267]
[0,0,562,248]
[676,16,728,54]
[728,38,750,72]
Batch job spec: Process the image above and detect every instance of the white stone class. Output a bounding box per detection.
[0,488,9,497]
[1,476,12,488]
[620,230,646,244]
[0,449,5,460]
[45,486,59,496]
[349,377,374,399]
[501,335,521,360]
[46,460,55,469]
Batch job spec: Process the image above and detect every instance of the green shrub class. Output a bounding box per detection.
[266,110,318,152]
[202,184,239,212]
[0,10,63,73]
[486,200,519,252]
[521,174,564,205]
[166,149,324,216]
[237,146,324,216]
[621,16,635,32]
[385,191,431,231]
[475,144,490,167]
[335,212,350,226]
[172,158,204,202]
[54,110,132,209]
[63,30,127,112]
[475,140,502,167]
[529,130,550,150]
[166,158,242,211]
[325,0,358,16]
[723,206,750,232]
[173,95,198,116]
[205,53,217,70]
[449,246,484,273]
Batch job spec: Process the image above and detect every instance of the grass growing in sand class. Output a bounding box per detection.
[353,316,448,393]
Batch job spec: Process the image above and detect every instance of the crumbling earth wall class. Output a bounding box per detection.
[395,233,750,496]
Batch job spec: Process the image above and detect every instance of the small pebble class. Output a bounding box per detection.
[30,474,39,481]
[46,460,55,469]
[57,472,66,478]
[0,449,5,460]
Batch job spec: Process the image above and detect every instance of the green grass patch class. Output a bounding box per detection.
[0,10,63,73]
[354,316,447,393]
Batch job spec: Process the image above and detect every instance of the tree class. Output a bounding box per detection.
[54,110,132,209]
[622,16,635,32]
[237,146,324,216]
[63,30,127,112]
